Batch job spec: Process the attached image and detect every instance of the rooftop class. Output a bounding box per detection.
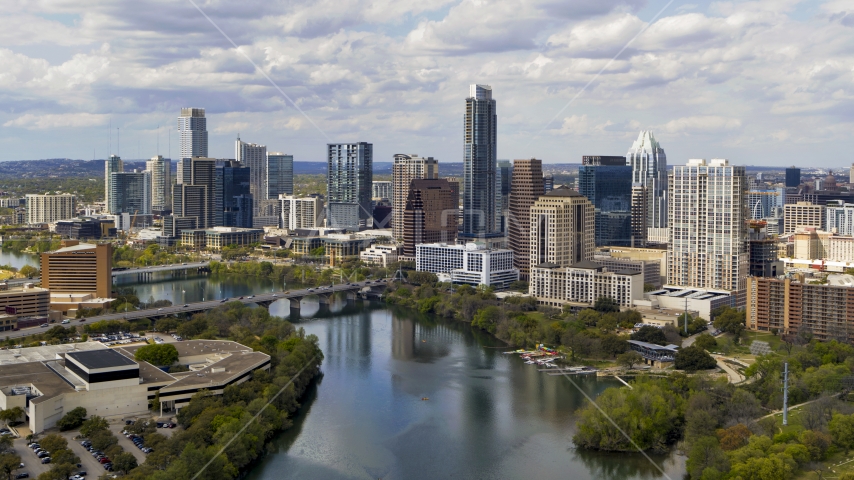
[121,339,252,358]
[0,362,74,405]
[66,348,138,370]
[0,342,107,366]
[158,351,270,394]
[544,186,582,197]
[52,243,98,254]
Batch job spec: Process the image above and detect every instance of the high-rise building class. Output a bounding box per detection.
[105,155,123,213]
[543,175,554,192]
[507,159,544,279]
[497,160,511,234]
[171,157,216,230]
[178,108,208,158]
[462,84,499,240]
[26,194,76,225]
[235,137,268,220]
[215,160,253,228]
[372,181,393,200]
[40,242,112,303]
[280,195,324,230]
[849,164,854,184]
[327,142,373,229]
[266,152,294,199]
[667,159,748,294]
[109,171,152,215]
[529,187,595,268]
[747,187,783,220]
[402,179,458,258]
[578,162,632,247]
[827,201,854,236]
[784,201,825,234]
[748,221,782,278]
[627,131,667,243]
[176,158,192,185]
[146,156,171,215]
[785,166,801,188]
[582,156,626,166]
[392,154,438,239]
[416,243,518,289]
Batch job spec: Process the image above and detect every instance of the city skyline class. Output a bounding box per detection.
[2,2,852,167]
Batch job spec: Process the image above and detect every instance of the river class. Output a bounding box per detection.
[2,249,687,479]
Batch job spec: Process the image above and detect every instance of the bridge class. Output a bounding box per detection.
[3,261,212,286]
[7,280,388,339]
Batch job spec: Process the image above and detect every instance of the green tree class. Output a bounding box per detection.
[134,343,179,366]
[113,451,138,474]
[472,306,502,334]
[593,296,620,313]
[600,334,629,357]
[713,307,746,344]
[155,318,180,333]
[675,346,717,372]
[686,436,729,480]
[37,462,74,480]
[693,333,718,351]
[57,406,87,431]
[800,430,832,460]
[79,415,109,437]
[38,434,67,454]
[616,351,643,369]
[0,451,21,480]
[0,407,22,425]
[630,326,667,345]
[830,413,854,453]
[18,265,38,278]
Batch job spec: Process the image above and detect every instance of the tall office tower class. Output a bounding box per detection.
[176,158,192,185]
[785,166,801,188]
[529,187,595,268]
[215,160,253,228]
[507,159,544,279]
[178,108,208,158]
[462,84,499,240]
[392,154,438,239]
[827,201,854,236]
[109,171,152,215]
[280,195,324,230]
[172,157,216,229]
[543,175,554,193]
[266,152,294,198]
[667,159,748,293]
[747,187,779,220]
[630,185,647,246]
[783,201,825,234]
[146,155,172,215]
[327,142,373,229]
[104,155,123,213]
[578,161,632,247]
[582,156,626,166]
[402,179,458,257]
[627,131,668,235]
[40,243,112,300]
[235,136,267,215]
[372,181,393,200]
[25,194,76,224]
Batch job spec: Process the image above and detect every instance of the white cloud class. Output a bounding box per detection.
[660,116,742,135]
[4,113,109,129]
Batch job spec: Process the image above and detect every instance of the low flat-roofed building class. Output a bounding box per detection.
[627,339,679,367]
[636,286,734,321]
[0,339,270,433]
[360,244,399,267]
[0,284,50,318]
[594,253,661,287]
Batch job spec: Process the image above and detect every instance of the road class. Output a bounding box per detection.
[9,280,385,340]
[714,355,747,384]
[2,261,211,287]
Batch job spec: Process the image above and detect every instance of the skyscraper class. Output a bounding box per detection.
[235,136,268,221]
[627,131,668,242]
[215,160,253,228]
[462,84,499,240]
[667,159,748,293]
[786,166,801,188]
[402,179,458,257]
[507,158,544,279]
[392,154,438,239]
[178,108,208,158]
[146,155,171,215]
[171,157,216,229]
[578,161,632,246]
[280,195,324,230]
[327,142,373,229]
[109,171,152,215]
[529,187,595,268]
[104,155,123,213]
[266,153,294,199]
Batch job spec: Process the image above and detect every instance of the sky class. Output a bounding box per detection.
[1,0,852,167]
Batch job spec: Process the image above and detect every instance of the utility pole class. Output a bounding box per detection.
[684,297,688,336]
[783,362,789,426]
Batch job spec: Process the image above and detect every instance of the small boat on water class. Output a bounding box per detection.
[421,397,429,401]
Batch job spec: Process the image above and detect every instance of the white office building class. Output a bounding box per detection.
[26,194,76,225]
[104,155,123,213]
[416,242,518,289]
[178,108,208,158]
[372,181,393,200]
[530,260,643,308]
[236,136,269,222]
[280,195,324,230]
[146,155,172,214]
[826,202,854,236]
[360,244,400,267]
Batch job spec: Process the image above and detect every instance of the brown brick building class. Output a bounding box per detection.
[40,242,112,300]
[507,159,544,279]
[402,179,458,257]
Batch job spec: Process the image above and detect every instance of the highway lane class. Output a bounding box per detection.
[7,280,386,340]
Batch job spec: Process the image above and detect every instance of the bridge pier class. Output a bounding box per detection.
[317,293,331,306]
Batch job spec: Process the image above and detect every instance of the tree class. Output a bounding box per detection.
[80,415,109,437]
[686,436,729,479]
[37,463,73,480]
[0,452,20,480]
[18,265,38,278]
[596,314,618,333]
[113,451,138,474]
[830,413,854,453]
[728,389,762,426]
[57,407,86,431]
[674,346,717,372]
[616,351,643,369]
[593,296,619,313]
[406,271,438,285]
[599,334,629,358]
[716,424,752,451]
[713,307,746,343]
[155,318,180,333]
[0,407,23,425]
[693,333,718,351]
[38,434,67,455]
[630,326,667,345]
[134,343,179,366]
[509,280,528,292]
[800,430,832,460]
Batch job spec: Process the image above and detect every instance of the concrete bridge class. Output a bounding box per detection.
[7,280,388,339]
[3,261,213,286]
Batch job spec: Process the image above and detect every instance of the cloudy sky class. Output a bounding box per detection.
[1,0,852,167]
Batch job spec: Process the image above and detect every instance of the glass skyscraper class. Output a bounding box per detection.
[461,84,499,239]
[578,164,633,246]
[327,142,373,229]
[627,131,667,231]
[215,160,253,228]
[178,108,208,158]
[266,153,294,199]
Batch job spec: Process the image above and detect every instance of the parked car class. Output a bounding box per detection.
[61,319,69,324]
[39,324,48,328]
[40,458,50,464]
[15,473,29,479]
